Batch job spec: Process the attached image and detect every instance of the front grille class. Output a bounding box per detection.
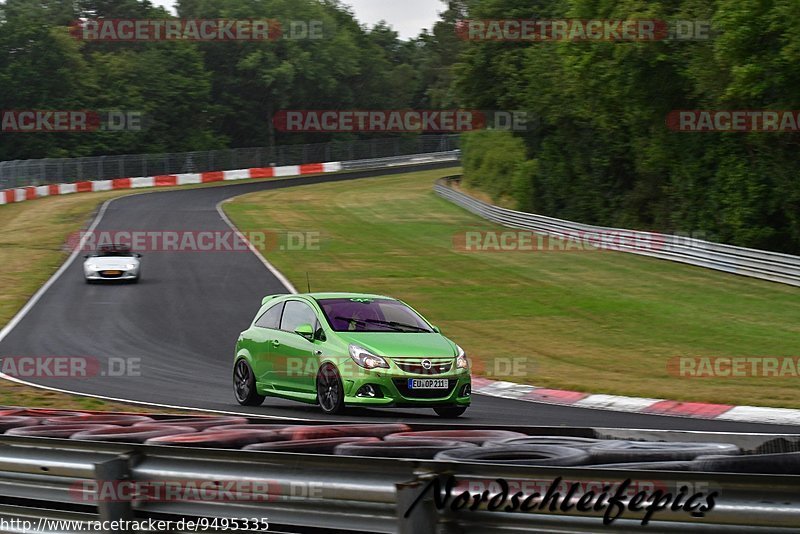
[99,271,124,278]
[395,361,452,375]
[392,378,457,399]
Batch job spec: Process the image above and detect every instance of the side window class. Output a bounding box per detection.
[281,301,318,333]
[255,302,284,330]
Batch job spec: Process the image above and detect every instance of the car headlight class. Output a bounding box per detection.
[349,345,389,370]
[456,345,469,370]
[125,263,136,270]
[87,264,100,271]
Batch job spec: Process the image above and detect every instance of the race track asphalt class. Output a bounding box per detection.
[1,163,797,433]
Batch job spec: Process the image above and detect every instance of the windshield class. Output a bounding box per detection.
[90,244,136,257]
[317,298,433,333]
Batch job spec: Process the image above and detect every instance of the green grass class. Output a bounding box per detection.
[224,167,800,408]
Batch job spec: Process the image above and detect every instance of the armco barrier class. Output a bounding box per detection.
[435,178,800,287]
[1,421,799,532]
[0,151,461,208]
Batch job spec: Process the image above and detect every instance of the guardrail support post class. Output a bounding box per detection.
[94,455,135,533]
[396,479,438,534]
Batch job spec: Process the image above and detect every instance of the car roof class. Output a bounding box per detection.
[297,292,396,301]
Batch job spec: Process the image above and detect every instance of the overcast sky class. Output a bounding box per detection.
[151,1,442,39]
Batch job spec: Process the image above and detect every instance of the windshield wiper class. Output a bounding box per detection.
[361,319,431,333]
[333,316,402,332]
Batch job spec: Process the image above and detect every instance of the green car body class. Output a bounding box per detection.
[233,293,471,417]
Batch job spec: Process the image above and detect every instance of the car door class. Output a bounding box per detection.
[272,299,320,393]
[250,301,285,387]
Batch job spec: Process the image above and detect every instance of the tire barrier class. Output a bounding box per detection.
[145,429,282,448]
[494,436,607,449]
[585,460,698,471]
[243,437,381,454]
[334,439,478,459]
[0,416,41,432]
[5,424,122,438]
[435,445,591,466]
[383,430,527,445]
[587,440,741,464]
[202,424,292,434]
[70,425,198,443]
[693,452,800,475]
[278,424,412,441]
[137,416,249,431]
[2,409,87,418]
[15,409,88,417]
[0,408,790,475]
[42,414,154,426]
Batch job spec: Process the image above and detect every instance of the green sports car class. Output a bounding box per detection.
[233,293,471,417]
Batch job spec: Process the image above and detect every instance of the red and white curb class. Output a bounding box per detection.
[0,162,343,206]
[471,378,800,425]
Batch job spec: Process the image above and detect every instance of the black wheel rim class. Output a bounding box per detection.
[318,367,340,412]
[234,361,251,401]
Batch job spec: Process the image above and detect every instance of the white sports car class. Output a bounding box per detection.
[83,244,142,283]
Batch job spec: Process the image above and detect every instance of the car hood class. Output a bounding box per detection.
[334,332,457,358]
[85,257,139,269]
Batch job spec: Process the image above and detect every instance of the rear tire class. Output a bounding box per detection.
[233,359,265,406]
[317,364,345,415]
[434,406,468,418]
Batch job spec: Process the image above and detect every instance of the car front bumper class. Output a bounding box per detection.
[341,370,472,407]
[85,269,139,281]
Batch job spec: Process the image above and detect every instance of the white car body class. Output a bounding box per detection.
[83,253,141,283]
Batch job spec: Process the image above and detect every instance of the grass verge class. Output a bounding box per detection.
[224,168,800,408]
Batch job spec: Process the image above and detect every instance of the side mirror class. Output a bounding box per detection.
[134,253,142,258]
[83,255,89,259]
[294,323,315,341]
[431,325,441,333]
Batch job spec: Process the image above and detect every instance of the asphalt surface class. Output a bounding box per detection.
[1,163,798,433]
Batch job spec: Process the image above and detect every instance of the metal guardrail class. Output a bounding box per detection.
[435,178,800,288]
[0,136,461,189]
[0,425,798,533]
[340,151,461,172]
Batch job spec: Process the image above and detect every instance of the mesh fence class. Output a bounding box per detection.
[0,135,460,189]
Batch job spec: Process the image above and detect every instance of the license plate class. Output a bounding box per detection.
[103,270,122,276]
[408,378,448,390]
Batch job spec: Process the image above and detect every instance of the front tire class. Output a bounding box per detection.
[434,406,468,418]
[317,364,345,415]
[233,359,265,406]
